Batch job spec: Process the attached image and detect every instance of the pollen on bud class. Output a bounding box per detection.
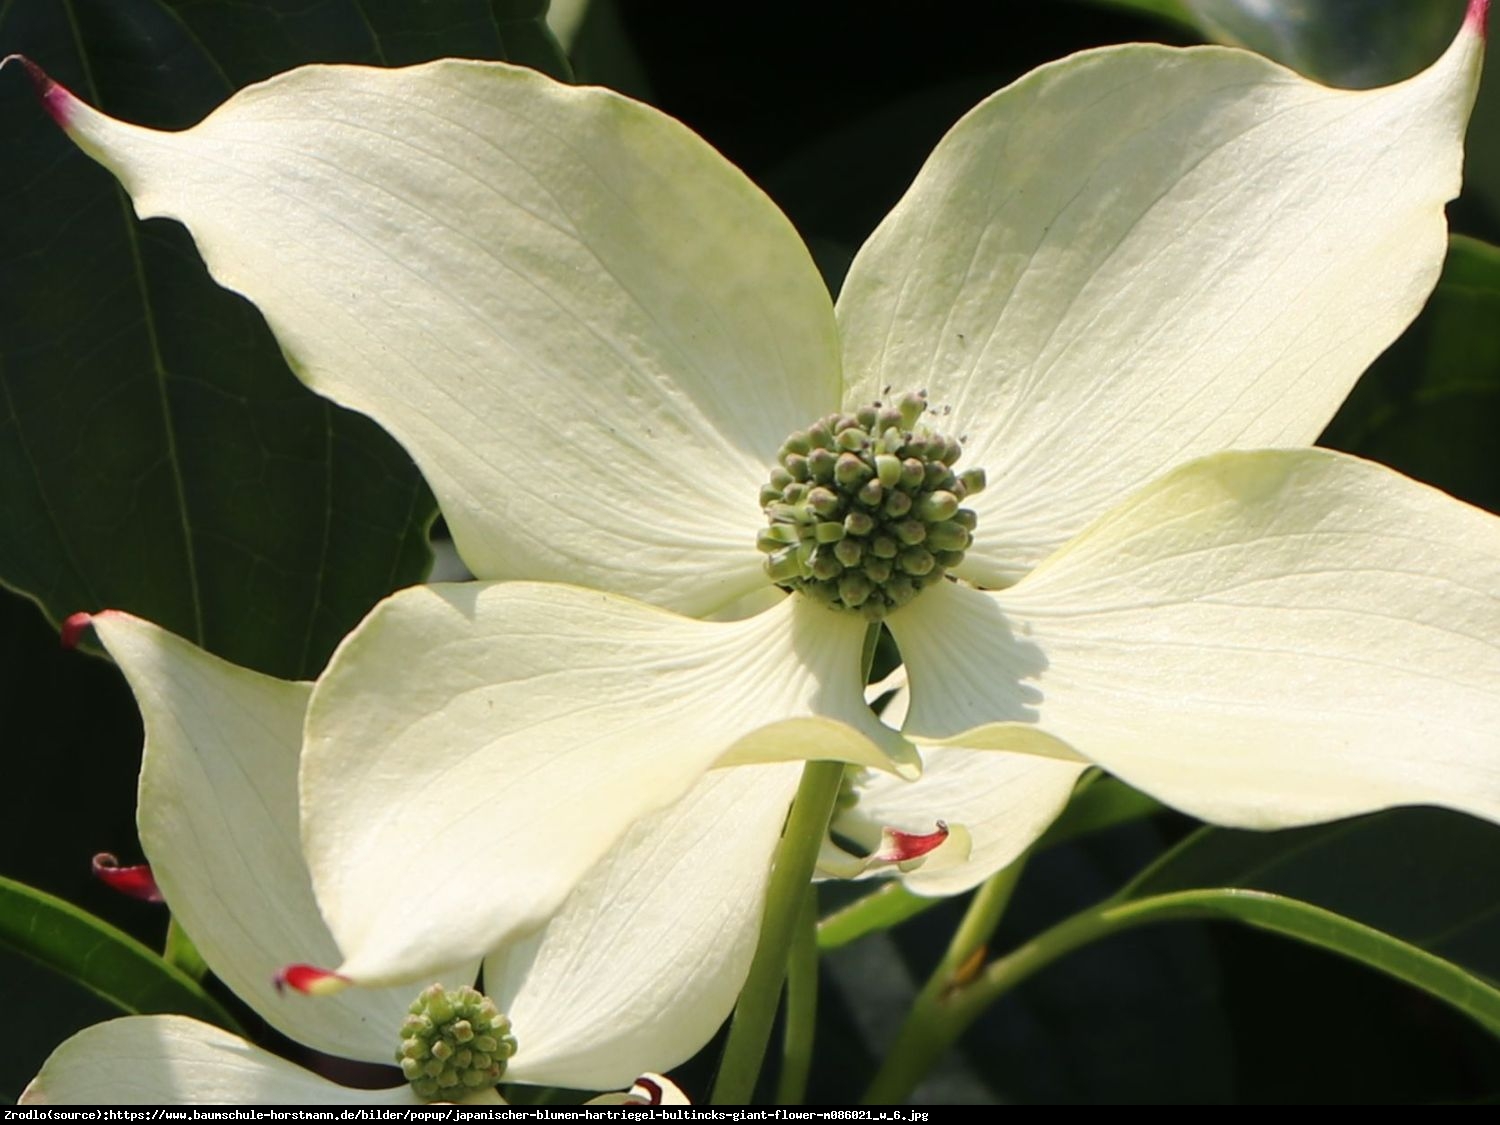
[91,853,164,903]
[398,983,517,1102]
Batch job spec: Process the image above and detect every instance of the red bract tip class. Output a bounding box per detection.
[91,853,164,903]
[629,1077,664,1106]
[1468,0,1491,37]
[0,55,77,127]
[877,820,950,863]
[60,611,94,650]
[274,964,348,996]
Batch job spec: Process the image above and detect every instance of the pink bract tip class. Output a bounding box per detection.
[1,55,78,128]
[1468,0,1491,37]
[91,853,165,903]
[274,964,348,996]
[880,820,950,863]
[60,611,94,650]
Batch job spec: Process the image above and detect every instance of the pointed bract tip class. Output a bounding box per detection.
[1468,0,1490,38]
[1,55,77,127]
[91,853,164,903]
[274,964,349,997]
[60,611,94,650]
[876,820,950,864]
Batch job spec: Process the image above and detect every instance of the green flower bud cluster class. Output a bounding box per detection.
[397,983,518,1101]
[757,391,985,620]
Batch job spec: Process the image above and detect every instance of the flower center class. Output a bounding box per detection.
[397,983,518,1101]
[757,391,984,620]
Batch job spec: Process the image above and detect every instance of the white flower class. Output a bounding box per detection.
[18,612,739,1102]
[19,1,1500,985]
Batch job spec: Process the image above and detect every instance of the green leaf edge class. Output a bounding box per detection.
[1097,886,1500,1037]
[0,875,243,1035]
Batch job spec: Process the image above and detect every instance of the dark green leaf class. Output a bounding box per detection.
[0,875,242,1033]
[1323,236,1500,513]
[1077,0,1465,86]
[0,0,567,678]
[1117,808,1500,1035]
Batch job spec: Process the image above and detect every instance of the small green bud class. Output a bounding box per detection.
[916,490,959,522]
[835,452,870,486]
[810,552,843,581]
[924,462,955,489]
[833,537,864,568]
[806,486,841,517]
[836,427,869,452]
[863,557,893,583]
[926,521,970,552]
[844,511,874,537]
[855,404,879,429]
[857,479,883,507]
[875,454,902,488]
[870,535,898,559]
[886,575,917,606]
[766,549,803,582]
[900,547,936,576]
[781,430,812,457]
[894,519,927,546]
[808,447,837,482]
[839,573,874,608]
[959,467,987,497]
[757,527,796,553]
[897,390,928,429]
[815,521,846,544]
[899,458,926,490]
[882,490,912,519]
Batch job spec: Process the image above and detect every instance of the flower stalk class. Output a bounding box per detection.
[711,759,846,1105]
[774,886,820,1106]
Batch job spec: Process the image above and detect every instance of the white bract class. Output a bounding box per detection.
[29,3,1500,980]
[19,612,763,1102]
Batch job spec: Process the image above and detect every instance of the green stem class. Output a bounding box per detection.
[711,759,846,1105]
[862,854,1029,1104]
[775,885,819,1105]
[164,916,208,981]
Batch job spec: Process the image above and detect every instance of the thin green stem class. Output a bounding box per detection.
[711,759,846,1105]
[864,895,1128,1104]
[775,885,819,1105]
[862,854,1029,1104]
